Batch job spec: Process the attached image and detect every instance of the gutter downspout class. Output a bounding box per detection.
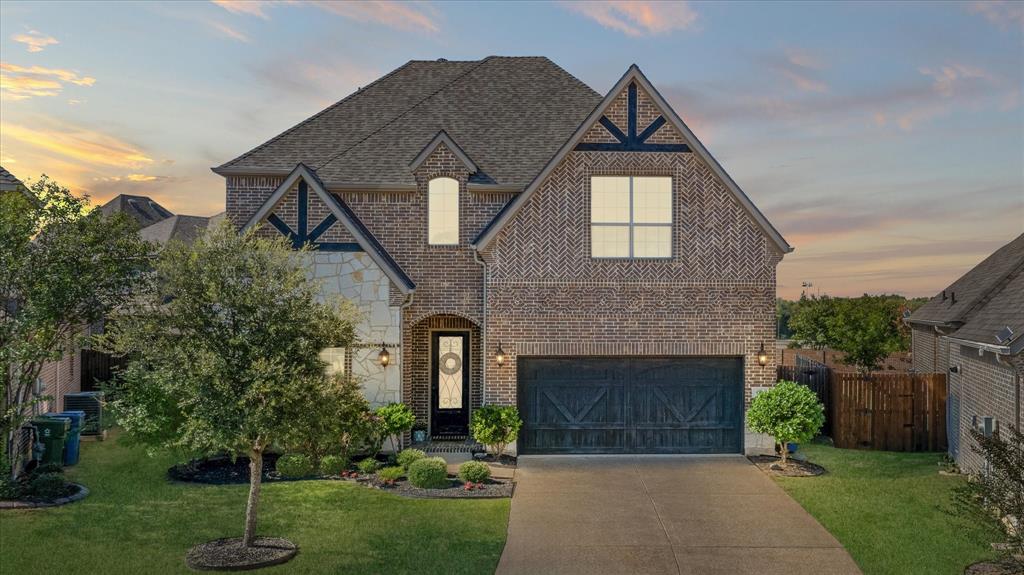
[473,248,487,406]
[398,291,414,448]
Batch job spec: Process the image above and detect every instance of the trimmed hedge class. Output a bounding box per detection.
[458,461,491,484]
[319,455,349,476]
[396,448,426,470]
[356,457,381,474]
[276,454,314,478]
[407,457,449,489]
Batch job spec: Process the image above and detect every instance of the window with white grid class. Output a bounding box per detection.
[590,176,672,258]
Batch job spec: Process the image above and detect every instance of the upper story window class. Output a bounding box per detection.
[428,177,459,245]
[591,176,672,258]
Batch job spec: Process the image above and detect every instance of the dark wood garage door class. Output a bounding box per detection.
[518,357,744,454]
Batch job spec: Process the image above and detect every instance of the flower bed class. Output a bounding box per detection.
[0,483,89,509]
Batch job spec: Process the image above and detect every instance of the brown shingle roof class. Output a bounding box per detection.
[951,269,1024,352]
[908,233,1024,327]
[214,57,602,189]
[139,215,211,245]
[99,194,174,228]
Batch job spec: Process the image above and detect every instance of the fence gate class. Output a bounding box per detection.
[831,372,947,451]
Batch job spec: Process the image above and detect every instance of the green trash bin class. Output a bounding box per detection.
[32,416,70,466]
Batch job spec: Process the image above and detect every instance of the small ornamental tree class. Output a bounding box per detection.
[952,425,1024,565]
[746,380,825,465]
[366,403,415,456]
[470,405,522,459]
[99,223,356,549]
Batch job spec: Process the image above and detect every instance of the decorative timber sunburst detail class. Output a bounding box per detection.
[574,82,690,153]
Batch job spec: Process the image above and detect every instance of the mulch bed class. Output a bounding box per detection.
[171,456,515,498]
[964,559,1024,575]
[748,455,826,477]
[185,537,297,571]
[0,483,89,509]
[369,477,514,499]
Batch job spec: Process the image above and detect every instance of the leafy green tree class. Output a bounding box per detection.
[280,373,369,468]
[99,223,356,548]
[788,295,839,350]
[746,380,825,465]
[0,176,149,480]
[829,296,907,372]
[470,405,523,459]
[365,403,415,456]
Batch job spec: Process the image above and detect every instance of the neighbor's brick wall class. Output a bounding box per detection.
[911,325,937,372]
[949,344,1023,472]
[482,107,782,409]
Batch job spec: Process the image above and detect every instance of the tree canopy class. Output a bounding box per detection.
[100,222,357,547]
[1,177,149,479]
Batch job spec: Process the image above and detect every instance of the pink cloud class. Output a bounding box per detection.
[208,21,250,42]
[12,30,59,53]
[919,63,989,97]
[562,1,698,37]
[211,1,279,19]
[307,1,440,33]
[966,1,1024,30]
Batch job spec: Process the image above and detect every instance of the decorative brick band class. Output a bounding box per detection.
[513,341,746,357]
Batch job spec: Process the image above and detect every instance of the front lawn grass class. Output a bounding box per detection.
[773,444,999,575]
[0,434,509,574]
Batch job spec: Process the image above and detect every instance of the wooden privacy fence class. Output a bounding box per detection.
[778,359,832,436]
[830,372,947,452]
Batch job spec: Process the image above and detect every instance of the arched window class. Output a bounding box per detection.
[428,177,459,245]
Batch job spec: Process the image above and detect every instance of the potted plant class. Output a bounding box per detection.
[412,422,428,444]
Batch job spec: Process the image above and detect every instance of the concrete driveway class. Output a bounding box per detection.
[496,456,861,575]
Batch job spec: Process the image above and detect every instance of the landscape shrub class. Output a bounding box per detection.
[31,462,64,476]
[396,448,426,470]
[377,466,404,483]
[407,457,449,489]
[365,403,416,456]
[319,455,349,476]
[356,457,381,474]
[458,461,491,484]
[279,374,370,468]
[470,405,522,459]
[746,380,825,464]
[275,454,314,478]
[28,472,69,498]
[953,425,1024,565]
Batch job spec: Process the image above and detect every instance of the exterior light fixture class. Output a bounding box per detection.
[378,342,390,368]
[757,342,769,367]
[495,342,506,366]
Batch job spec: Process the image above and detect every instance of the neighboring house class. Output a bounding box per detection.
[36,197,217,410]
[907,233,1024,472]
[215,57,791,454]
[0,165,37,205]
[99,194,174,228]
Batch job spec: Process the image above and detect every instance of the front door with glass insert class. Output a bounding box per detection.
[431,331,470,438]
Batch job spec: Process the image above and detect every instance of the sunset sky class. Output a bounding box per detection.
[1,1,1021,299]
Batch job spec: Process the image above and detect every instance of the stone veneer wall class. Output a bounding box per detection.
[949,344,1023,472]
[306,251,401,406]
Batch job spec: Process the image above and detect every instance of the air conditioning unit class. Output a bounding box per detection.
[63,392,104,435]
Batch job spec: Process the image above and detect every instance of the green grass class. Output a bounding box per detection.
[774,444,998,575]
[0,435,509,574]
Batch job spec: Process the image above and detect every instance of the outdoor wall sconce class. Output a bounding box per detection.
[949,365,960,374]
[495,342,506,366]
[757,342,769,367]
[378,342,390,368]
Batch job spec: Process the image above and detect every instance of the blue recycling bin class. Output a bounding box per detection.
[44,411,85,465]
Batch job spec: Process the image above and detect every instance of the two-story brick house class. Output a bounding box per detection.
[214,57,791,454]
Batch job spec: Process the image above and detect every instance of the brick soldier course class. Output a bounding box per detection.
[215,57,793,454]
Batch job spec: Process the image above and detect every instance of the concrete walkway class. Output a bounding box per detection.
[496,456,861,575]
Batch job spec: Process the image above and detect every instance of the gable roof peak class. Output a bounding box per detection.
[241,164,414,293]
[473,64,793,254]
[409,130,479,174]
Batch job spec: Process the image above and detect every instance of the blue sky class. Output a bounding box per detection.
[1,0,1021,298]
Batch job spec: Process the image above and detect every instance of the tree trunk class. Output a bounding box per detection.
[243,448,263,548]
[779,441,788,465]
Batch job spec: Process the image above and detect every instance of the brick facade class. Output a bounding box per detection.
[224,75,785,446]
[481,82,782,409]
[948,344,1023,472]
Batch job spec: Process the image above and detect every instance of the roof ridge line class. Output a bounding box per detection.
[214,60,417,172]
[314,57,495,172]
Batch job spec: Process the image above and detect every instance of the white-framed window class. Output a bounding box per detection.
[319,347,346,376]
[428,177,459,245]
[591,176,672,258]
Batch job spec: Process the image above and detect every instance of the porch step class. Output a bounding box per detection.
[412,439,483,454]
